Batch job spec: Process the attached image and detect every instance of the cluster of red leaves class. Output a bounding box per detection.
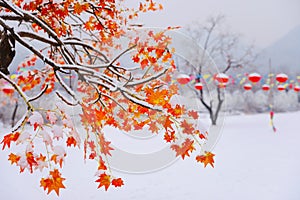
[17,0,156,41]
[131,30,175,71]
[139,0,163,12]
[76,29,216,191]
[0,103,82,195]
[17,55,37,70]
[171,138,195,160]
[17,70,41,92]
[16,65,56,94]
[95,173,124,191]
[0,0,216,196]
[196,152,216,168]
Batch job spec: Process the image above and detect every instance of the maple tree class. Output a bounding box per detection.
[0,0,215,196]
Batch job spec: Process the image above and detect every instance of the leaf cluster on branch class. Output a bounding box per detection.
[0,0,215,195]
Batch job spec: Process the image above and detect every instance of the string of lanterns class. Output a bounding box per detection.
[176,72,300,92]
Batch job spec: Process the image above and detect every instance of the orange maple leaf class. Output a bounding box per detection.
[167,104,185,117]
[73,2,88,15]
[145,88,168,106]
[105,116,118,127]
[96,173,111,191]
[8,153,20,165]
[171,138,195,159]
[1,132,20,150]
[196,151,215,168]
[95,107,107,126]
[148,0,157,11]
[40,169,66,196]
[112,178,124,188]
[139,2,144,11]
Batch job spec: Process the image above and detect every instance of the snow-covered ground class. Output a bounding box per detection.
[1,111,300,200]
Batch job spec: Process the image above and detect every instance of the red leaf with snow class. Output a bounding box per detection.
[28,111,44,131]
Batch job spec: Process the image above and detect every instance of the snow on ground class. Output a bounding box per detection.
[1,111,300,200]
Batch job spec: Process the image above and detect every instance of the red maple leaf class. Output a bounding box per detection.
[99,134,114,156]
[96,173,111,191]
[105,116,118,127]
[196,151,215,168]
[188,110,199,119]
[26,152,38,173]
[98,156,107,170]
[66,136,77,147]
[140,58,149,69]
[162,115,173,131]
[148,121,160,133]
[132,55,140,63]
[1,132,20,150]
[164,131,176,143]
[170,104,185,117]
[197,130,207,139]
[112,178,124,188]
[88,141,96,151]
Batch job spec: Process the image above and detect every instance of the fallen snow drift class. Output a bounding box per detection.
[0,111,300,200]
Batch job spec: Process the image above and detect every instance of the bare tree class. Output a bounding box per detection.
[185,15,256,125]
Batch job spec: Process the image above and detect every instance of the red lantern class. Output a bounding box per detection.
[215,73,229,84]
[243,83,252,90]
[194,82,203,90]
[276,73,288,83]
[176,74,191,84]
[294,85,300,92]
[277,85,285,91]
[248,73,261,83]
[262,84,270,91]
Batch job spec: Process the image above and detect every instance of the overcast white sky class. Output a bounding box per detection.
[135,0,300,48]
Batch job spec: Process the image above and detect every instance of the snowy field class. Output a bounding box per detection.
[1,111,300,200]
